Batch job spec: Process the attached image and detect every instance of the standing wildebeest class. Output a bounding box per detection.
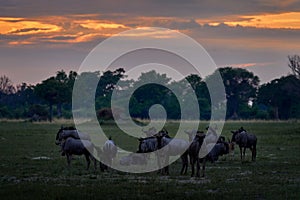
[155,132,189,175]
[188,131,206,177]
[231,127,257,161]
[55,126,97,170]
[137,129,188,175]
[61,137,97,170]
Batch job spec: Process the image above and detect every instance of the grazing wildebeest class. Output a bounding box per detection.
[55,126,97,170]
[101,137,117,170]
[61,137,97,170]
[205,142,230,163]
[231,127,257,161]
[188,131,206,177]
[119,153,147,166]
[155,132,189,175]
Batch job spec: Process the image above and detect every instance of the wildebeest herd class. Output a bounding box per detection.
[55,125,257,177]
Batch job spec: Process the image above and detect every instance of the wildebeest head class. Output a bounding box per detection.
[184,129,198,141]
[137,137,156,153]
[55,127,64,145]
[231,130,237,142]
[55,126,76,145]
[223,142,230,154]
[231,127,246,143]
[194,131,206,144]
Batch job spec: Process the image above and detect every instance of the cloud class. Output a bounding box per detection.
[0,16,130,46]
[223,12,300,29]
[0,17,61,35]
[76,20,127,30]
[2,0,300,19]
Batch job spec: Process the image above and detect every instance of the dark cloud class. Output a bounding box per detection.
[1,0,300,18]
[9,27,50,34]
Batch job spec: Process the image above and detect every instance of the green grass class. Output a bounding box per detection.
[0,121,299,199]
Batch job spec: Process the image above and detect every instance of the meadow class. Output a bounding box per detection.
[0,120,299,199]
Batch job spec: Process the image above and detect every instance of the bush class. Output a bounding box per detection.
[97,107,122,120]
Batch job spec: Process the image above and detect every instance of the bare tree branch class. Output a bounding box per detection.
[0,75,15,94]
[288,55,300,78]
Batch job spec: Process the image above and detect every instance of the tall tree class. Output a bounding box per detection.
[0,75,15,95]
[96,68,126,97]
[206,67,259,119]
[128,70,172,119]
[176,74,211,120]
[35,70,77,121]
[257,75,300,119]
[288,54,300,78]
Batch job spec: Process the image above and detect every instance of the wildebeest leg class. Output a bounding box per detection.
[252,145,257,161]
[196,158,200,177]
[67,154,72,167]
[90,155,97,170]
[156,152,162,174]
[85,153,91,170]
[165,156,170,175]
[243,147,246,160]
[180,154,188,175]
[190,157,195,177]
[99,161,106,172]
[201,158,206,177]
[239,146,243,161]
[164,166,169,175]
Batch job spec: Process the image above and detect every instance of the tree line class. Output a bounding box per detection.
[1,55,300,121]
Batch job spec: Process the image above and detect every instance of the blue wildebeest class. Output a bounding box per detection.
[101,137,118,171]
[55,126,97,170]
[137,129,188,175]
[55,126,91,146]
[188,131,206,177]
[155,132,189,175]
[61,137,97,170]
[231,127,257,161]
[205,142,230,163]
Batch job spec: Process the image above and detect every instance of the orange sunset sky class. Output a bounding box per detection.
[1,0,300,84]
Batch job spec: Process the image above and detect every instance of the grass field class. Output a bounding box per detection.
[0,120,299,199]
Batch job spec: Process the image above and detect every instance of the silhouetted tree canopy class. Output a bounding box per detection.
[1,64,300,121]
